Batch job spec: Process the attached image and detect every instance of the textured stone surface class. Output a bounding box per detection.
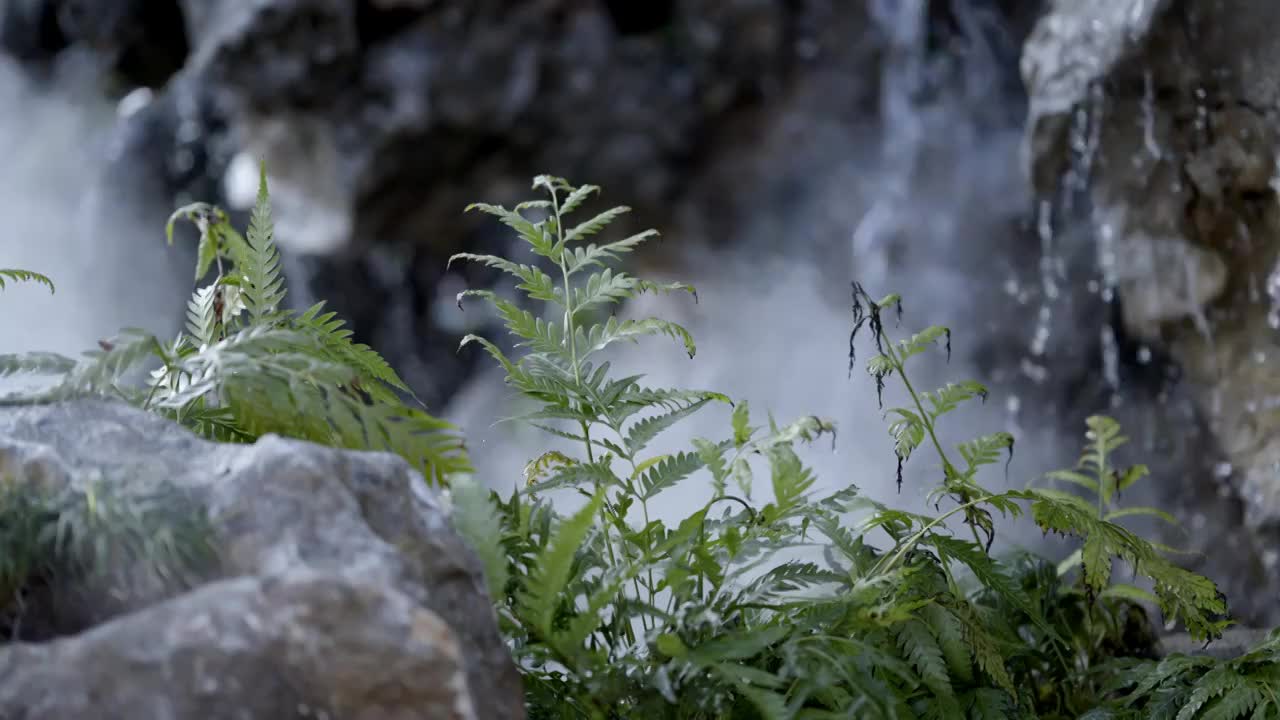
[0,398,522,719]
[0,570,476,720]
[1022,0,1280,620]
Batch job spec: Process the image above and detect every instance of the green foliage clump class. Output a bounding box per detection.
[4,166,1277,718]
[0,162,468,484]
[1096,630,1280,719]
[448,175,1250,719]
[0,161,469,640]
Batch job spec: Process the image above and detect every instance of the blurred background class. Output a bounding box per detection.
[1,0,1277,624]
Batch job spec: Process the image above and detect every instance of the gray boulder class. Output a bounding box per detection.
[0,398,523,719]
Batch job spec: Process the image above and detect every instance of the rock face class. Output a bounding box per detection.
[0,399,523,719]
[1023,0,1280,621]
[0,0,1045,409]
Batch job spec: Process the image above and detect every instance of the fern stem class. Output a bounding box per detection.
[871,494,1007,575]
[550,183,596,466]
[876,319,990,549]
[880,332,958,485]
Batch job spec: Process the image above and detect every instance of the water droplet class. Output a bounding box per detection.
[1005,395,1021,415]
[1101,325,1120,390]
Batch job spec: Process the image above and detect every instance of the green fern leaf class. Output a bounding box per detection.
[1045,469,1100,493]
[955,603,1015,695]
[1199,683,1262,720]
[967,688,1015,720]
[563,230,660,276]
[957,432,1015,474]
[579,316,696,359]
[554,561,638,658]
[1104,506,1179,526]
[896,619,955,704]
[465,202,549,253]
[897,325,950,361]
[0,268,55,294]
[447,253,561,305]
[449,477,510,599]
[241,162,287,323]
[556,182,600,215]
[636,451,705,500]
[1177,666,1245,720]
[921,603,973,684]
[712,663,792,720]
[294,302,413,398]
[624,396,724,455]
[563,205,630,246]
[1117,464,1151,492]
[185,285,221,346]
[1083,532,1114,590]
[459,289,564,356]
[519,489,603,635]
[922,381,988,418]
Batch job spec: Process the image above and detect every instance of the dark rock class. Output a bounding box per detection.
[0,0,68,62]
[0,0,1051,413]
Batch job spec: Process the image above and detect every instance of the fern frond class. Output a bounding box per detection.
[519,490,603,635]
[240,162,287,324]
[464,202,549,253]
[459,289,564,356]
[957,432,1015,475]
[1199,683,1263,720]
[556,182,600,215]
[921,603,973,683]
[0,269,54,293]
[921,381,987,419]
[185,284,222,346]
[447,253,561,304]
[897,325,951,362]
[1176,665,1246,720]
[294,302,413,400]
[563,230,660,276]
[564,206,631,246]
[896,619,956,705]
[449,477,510,599]
[579,315,697,359]
[636,451,705,500]
[624,396,724,455]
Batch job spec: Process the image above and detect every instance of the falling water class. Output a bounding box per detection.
[851,0,927,281]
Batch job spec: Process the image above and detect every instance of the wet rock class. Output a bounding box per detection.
[0,398,523,719]
[1022,0,1280,621]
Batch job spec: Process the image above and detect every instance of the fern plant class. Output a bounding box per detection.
[1090,629,1280,719]
[448,176,1238,720]
[0,162,469,484]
